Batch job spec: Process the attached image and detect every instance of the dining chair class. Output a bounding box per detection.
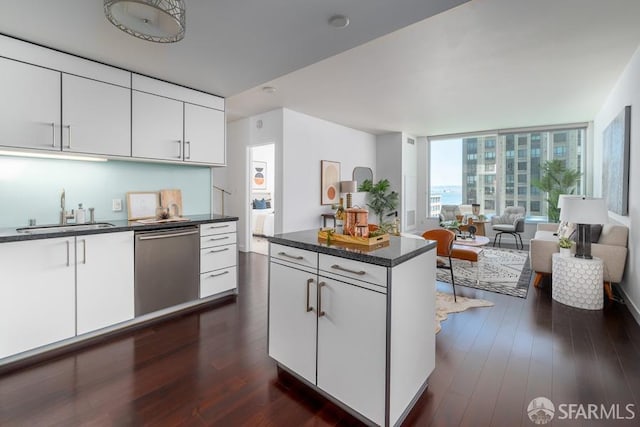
[422,228,457,302]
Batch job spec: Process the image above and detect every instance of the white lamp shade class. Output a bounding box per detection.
[340,181,357,193]
[557,194,582,210]
[559,197,608,224]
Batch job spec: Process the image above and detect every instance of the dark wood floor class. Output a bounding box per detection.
[1,252,639,426]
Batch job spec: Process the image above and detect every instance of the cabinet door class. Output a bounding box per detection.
[0,237,75,359]
[268,262,317,384]
[132,90,184,161]
[62,74,131,156]
[0,57,61,151]
[76,232,134,335]
[184,103,225,164]
[317,277,386,425]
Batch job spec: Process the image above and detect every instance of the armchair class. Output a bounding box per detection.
[439,205,461,222]
[491,206,525,250]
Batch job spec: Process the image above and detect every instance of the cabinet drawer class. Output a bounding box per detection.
[200,266,237,298]
[201,244,236,273]
[200,221,236,236]
[319,254,387,288]
[270,244,317,270]
[200,232,236,248]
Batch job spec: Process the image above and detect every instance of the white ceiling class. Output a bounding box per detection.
[2,0,640,137]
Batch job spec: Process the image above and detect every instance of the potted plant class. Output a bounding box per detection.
[558,236,572,257]
[358,178,399,230]
[533,160,581,222]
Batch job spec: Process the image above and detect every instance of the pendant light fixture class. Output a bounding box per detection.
[104,0,186,43]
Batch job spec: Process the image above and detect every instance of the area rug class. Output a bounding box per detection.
[435,291,494,333]
[436,247,531,298]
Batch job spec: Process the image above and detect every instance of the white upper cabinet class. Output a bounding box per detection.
[132,91,184,161]
[184,103,225,164]
[0,57,61,151]
[62,74,131,157]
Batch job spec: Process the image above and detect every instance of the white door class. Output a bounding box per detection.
[76,232,134,335]
[268,261,317,384]
[184,103,225,164]
[0,237,76,358]
[62,74,131,156]
[317,277,387,425]
[132,90,184,161]
[0,57,61,151]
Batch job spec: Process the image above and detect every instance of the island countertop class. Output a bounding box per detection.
[268,229,436,268]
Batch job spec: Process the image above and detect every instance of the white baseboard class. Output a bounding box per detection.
[619,285,640,327]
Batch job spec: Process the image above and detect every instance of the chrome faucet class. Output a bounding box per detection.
[60,189,75,225]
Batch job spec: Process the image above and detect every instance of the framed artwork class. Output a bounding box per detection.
[252,161,267,190]
[321,160,341,205]
[602,105,631,215]
[126,191,159,220]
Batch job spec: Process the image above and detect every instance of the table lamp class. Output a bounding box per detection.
[340,181,357,208]
[559,197,608,259]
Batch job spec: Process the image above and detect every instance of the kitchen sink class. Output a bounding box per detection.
[16,222,116,234]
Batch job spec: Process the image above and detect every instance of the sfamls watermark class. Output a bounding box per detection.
[527,397,636,425]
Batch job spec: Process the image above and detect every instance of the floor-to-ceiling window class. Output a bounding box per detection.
[429,125,586,220]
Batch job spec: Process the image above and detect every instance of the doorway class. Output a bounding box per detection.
[248,144,275,255]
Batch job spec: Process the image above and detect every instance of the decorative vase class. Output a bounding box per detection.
[559,247,571,257]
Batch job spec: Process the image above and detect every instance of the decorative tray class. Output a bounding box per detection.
[317,229,390,247]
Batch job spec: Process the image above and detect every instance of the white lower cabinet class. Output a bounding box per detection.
[0,237,76,359]
[199,222,238,298]
[76,232,134,335]
[317,277,386,425]
[269,249,387,425]
[268,261,318,384]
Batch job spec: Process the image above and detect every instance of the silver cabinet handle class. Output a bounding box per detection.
[66,240,70,267]
[209,270,230,278]
[208,224,230,229]
[64,125,71,149]
[306,278,314,312]
[185,140,191,159]
[81,239,87,264]
[208,236,229,241]
[278,252,303,260]
[176,140,182,158]
[318,282,326,317]
[209,247,230,254]
[331,264,366,275]
[51,122,56,148]
[138,230,199,240]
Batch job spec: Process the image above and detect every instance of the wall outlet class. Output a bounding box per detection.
[112,199,122,212]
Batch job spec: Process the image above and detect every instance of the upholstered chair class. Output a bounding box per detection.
[439,205,461,222]
[422,229,457,302]
[491,206,526,249]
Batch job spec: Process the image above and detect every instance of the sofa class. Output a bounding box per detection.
[529,223,629,292]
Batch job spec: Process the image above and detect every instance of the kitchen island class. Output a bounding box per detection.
[268,230,437,427]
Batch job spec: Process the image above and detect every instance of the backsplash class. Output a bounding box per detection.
[0,156,211,227]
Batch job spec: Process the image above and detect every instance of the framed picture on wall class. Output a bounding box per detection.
[252,161,267,190]
[321,160,340,205]
[602,105,631,215]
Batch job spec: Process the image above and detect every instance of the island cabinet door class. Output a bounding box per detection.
[317,277,387,426]
[268,261,317,384]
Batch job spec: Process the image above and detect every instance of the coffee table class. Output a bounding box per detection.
[453,236,490,247]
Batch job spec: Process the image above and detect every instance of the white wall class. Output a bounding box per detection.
[282,109,376,233]
[593,43,640,323]
[376,133,403,225]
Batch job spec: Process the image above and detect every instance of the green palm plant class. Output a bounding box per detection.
[358,178,399,226]
[532,160,581,222]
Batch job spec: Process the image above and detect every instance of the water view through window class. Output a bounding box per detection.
[429,127,585,220]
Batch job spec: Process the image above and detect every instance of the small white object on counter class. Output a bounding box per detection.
[76,204,86,224]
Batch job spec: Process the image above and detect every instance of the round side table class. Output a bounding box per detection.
[552,253,604,310]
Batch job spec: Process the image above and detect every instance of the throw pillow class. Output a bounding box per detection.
[560,222,576,239]
[254,198,267,209]
[556,221,568,236]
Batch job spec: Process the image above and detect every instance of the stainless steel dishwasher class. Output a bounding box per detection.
[134,226,200,316]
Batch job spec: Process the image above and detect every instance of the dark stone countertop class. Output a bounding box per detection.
[0,214,239,243]
[268,229,436,268]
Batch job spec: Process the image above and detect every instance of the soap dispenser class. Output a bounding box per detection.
[76,203,86,224]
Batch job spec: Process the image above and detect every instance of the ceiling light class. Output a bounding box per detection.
[328,15,350,29]
[104,0,186,43]
[262,86,277,94]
